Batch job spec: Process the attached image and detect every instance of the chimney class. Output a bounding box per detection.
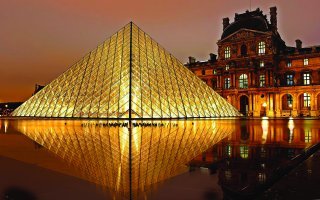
[209,53,217,62]
[188,56,196,64]
[270,7,277,30]
[223,17,230,30]
[296,39,302,49]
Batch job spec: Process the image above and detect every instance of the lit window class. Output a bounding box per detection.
[239,74,248,89]
[225,64,229,71]
[286,74,294,86]
[213,69,217,75]
[304,58,309,66]
[225,47,231,59]
[303,93,311,107]
[287,60,292,67]
[259,75,265,87]
[258,41,266,55]
[303,73,310,85]
[202,69,205,75]
[224,78,230,89]
[260,61,264,67]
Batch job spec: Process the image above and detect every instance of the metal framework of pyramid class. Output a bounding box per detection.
[14,119,235,199]
[12,22,241,119]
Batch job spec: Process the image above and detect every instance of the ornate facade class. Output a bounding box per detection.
[186,7,320,117]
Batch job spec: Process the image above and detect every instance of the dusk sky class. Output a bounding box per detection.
[1,0,320,102]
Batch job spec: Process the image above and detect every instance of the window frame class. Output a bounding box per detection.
[258,41,266,55]
[224,77,230,89]
[259,74,266,87]
[286,74,294,86]
[239,74,248,89]
[303,93,311,107]
[303,73,311,85]
[224,47,231,59]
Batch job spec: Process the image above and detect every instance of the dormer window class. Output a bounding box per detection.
[287,60,292,67]
[225,47,231,59]
[225,64,230,71]
[202,69,205,75]
[304,58,309,66]
[213,69,217,75]
[260,61,264,68]
[258,41,266,55]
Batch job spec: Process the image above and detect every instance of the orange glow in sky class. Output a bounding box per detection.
[1,0,320,102]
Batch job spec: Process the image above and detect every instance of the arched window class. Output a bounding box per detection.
[225,47,231,59]
[303,93,311,107]
[239,74,248,88]
[258,41,266,55]
[241,44,247,56]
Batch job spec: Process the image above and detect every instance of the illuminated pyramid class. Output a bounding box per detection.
[12,22,241,118]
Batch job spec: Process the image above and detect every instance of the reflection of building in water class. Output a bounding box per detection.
[191,119,320,198]
[197,119,320,162]
[186,7,320,117]
[14,119,234,200]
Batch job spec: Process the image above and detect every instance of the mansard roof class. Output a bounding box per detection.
[221,9,272,40]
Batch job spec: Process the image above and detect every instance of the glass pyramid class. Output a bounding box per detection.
[12,22,241,119]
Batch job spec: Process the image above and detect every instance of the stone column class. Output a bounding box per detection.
[310,92,317,117]
[275,93,281,117]
[248,93,253,116]
[253,94,261,117]
[267,93,275,117]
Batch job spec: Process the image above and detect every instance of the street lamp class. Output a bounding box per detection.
[262,102,267,117]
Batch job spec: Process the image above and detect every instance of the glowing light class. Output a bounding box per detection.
[262,102,267,108]
[12,22,241,119]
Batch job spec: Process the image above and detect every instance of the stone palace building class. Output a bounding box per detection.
[186,7,320,117]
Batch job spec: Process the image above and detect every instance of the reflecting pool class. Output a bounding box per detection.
[0,118,319,200]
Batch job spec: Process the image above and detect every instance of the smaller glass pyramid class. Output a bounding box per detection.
[12,22,241,119]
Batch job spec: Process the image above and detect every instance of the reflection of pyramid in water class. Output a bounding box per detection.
[15,120,235,200]
[12,22,240,118]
